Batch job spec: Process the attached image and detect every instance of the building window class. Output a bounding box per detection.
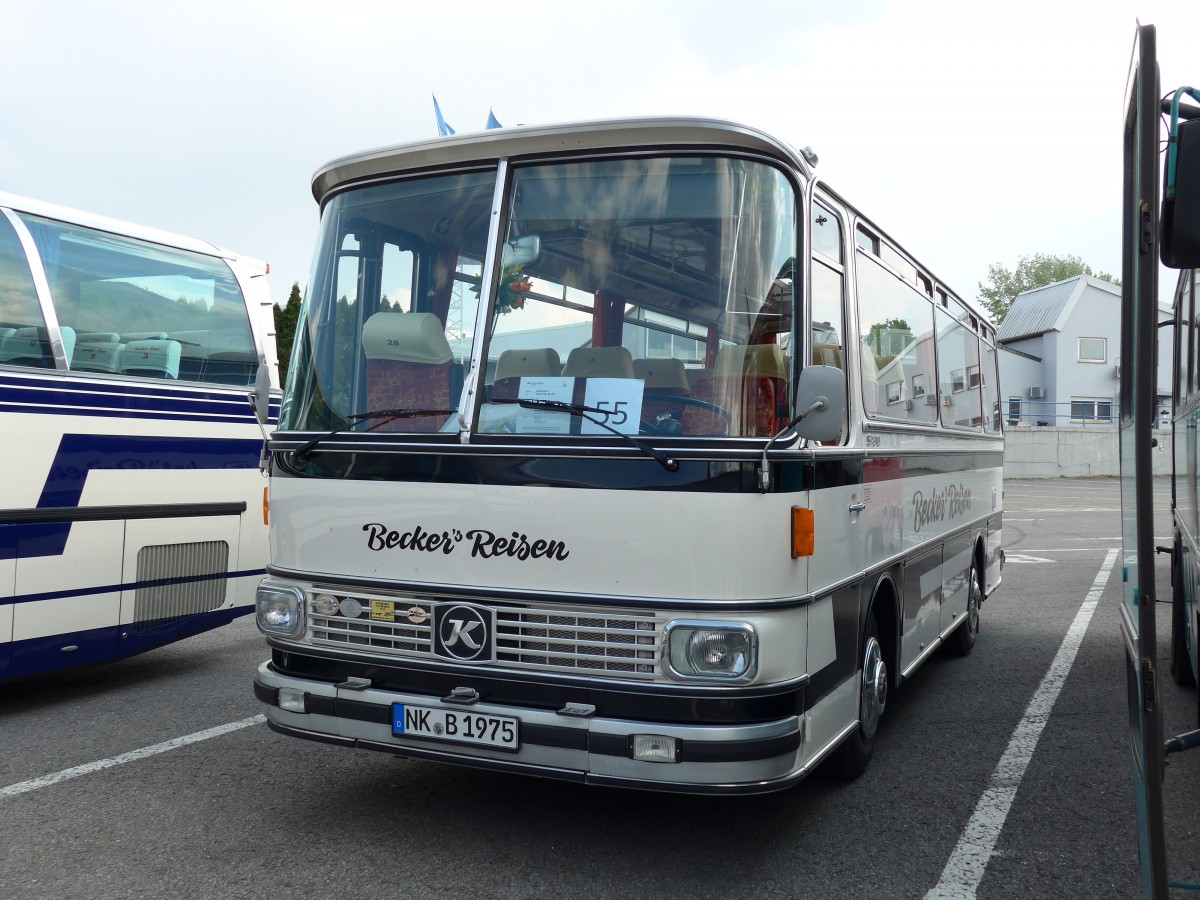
[1078,337,1107,363]
[950,368,965,392]
[1008,397,1021,425]
[1071,397,1113,423]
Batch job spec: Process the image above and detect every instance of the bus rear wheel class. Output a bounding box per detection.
[832,613,887,780]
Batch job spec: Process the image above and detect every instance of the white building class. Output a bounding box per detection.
[996,275,1172,427]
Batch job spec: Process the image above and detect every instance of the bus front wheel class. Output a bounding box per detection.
[832,613,887,780]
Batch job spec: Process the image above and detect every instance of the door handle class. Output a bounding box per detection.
[848,502,866,513]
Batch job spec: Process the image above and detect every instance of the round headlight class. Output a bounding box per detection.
[313,594,340,616]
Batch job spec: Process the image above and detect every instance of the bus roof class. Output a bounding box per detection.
[0,190,264,270]
[311,117,813,204]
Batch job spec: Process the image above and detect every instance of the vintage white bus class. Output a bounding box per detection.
[252,119,1004,793]
[0,191,277,682]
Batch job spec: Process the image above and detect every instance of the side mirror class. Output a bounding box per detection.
[793,364,846,442]
[252,361,271,426]
[500,234,541,269]
[1161,101,1200,268]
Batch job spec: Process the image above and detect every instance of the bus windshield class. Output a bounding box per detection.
[283,155,799,441]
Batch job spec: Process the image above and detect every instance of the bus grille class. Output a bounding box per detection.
[133,541,229,631]
[308,596,660,679]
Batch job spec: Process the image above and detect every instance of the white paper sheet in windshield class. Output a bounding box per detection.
[515,376,645,435]
[516,377,574,434]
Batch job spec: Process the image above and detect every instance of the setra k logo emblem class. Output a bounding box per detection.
[433,604,493,662]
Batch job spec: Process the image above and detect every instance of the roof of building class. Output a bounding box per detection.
[996,275,1120,343]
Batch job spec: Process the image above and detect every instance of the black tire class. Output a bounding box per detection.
[832,613,887,780]
[946,558,982,657]
[1169,543,1196,687]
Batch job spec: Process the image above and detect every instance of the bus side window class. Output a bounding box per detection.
[811,257,847,444]
[0,214,50,369]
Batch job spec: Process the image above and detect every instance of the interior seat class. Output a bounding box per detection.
[361,311,454,433]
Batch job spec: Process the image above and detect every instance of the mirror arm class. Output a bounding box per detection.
[758,397,827,493]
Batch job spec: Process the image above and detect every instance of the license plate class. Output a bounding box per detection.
[392,703,519,750]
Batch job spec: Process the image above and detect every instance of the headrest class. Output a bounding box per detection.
[811,343,843,368]
[0,326,46,363]
[562,346,635,378]
[715,343,787,380]
[77,332,121,344]
[121,331,168,343]
[73,341,124,373]
[121,339,181,378]
[362,312,452,364]
[495,347,562,380]
[58,326,76,364]
[633,357,689,390]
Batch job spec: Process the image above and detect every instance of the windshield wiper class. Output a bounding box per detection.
[291,408,457,462]
[497,398,679,472]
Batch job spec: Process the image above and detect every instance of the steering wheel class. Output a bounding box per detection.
[640,392,732,435]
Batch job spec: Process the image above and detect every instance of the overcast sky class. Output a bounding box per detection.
[2,0,1198,315]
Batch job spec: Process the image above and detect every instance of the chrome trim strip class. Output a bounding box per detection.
[265,564,815,612]
[900,634,944,681]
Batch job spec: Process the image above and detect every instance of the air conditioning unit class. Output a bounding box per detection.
[1028,386,1045,399]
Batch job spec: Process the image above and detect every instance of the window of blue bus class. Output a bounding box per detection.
[477,156,798,439]
[856,249,938,424]
[283,170,497,435]
[0,213,50,368]
[16,214,258,385]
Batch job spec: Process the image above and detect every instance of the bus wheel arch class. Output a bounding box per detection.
[832,576,897,780]
[947,540,985,657]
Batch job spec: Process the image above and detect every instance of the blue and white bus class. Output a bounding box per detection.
[0,191,278,682]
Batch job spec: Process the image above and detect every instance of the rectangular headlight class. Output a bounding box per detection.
[255,581,306,637]
[663,620,758,681]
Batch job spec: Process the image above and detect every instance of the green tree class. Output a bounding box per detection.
[273,281,302,386]
[978,253,1120,323]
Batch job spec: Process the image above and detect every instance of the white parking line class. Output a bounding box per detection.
[925,548,1118,900]
[0,714,265,799]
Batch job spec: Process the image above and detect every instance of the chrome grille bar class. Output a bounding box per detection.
[305,592,661,679]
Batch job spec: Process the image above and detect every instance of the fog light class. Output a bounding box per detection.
[664,620,758,681]
[278,687,307,713]
[632,734,680,763]
[256,582,306,637]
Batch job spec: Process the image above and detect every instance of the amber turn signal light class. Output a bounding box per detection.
[791,506,814,558]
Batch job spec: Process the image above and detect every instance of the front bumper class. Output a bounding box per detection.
[254,659,808,795]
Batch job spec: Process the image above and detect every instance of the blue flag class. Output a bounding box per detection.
[432,94,455,137]
[486,109,502,130]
